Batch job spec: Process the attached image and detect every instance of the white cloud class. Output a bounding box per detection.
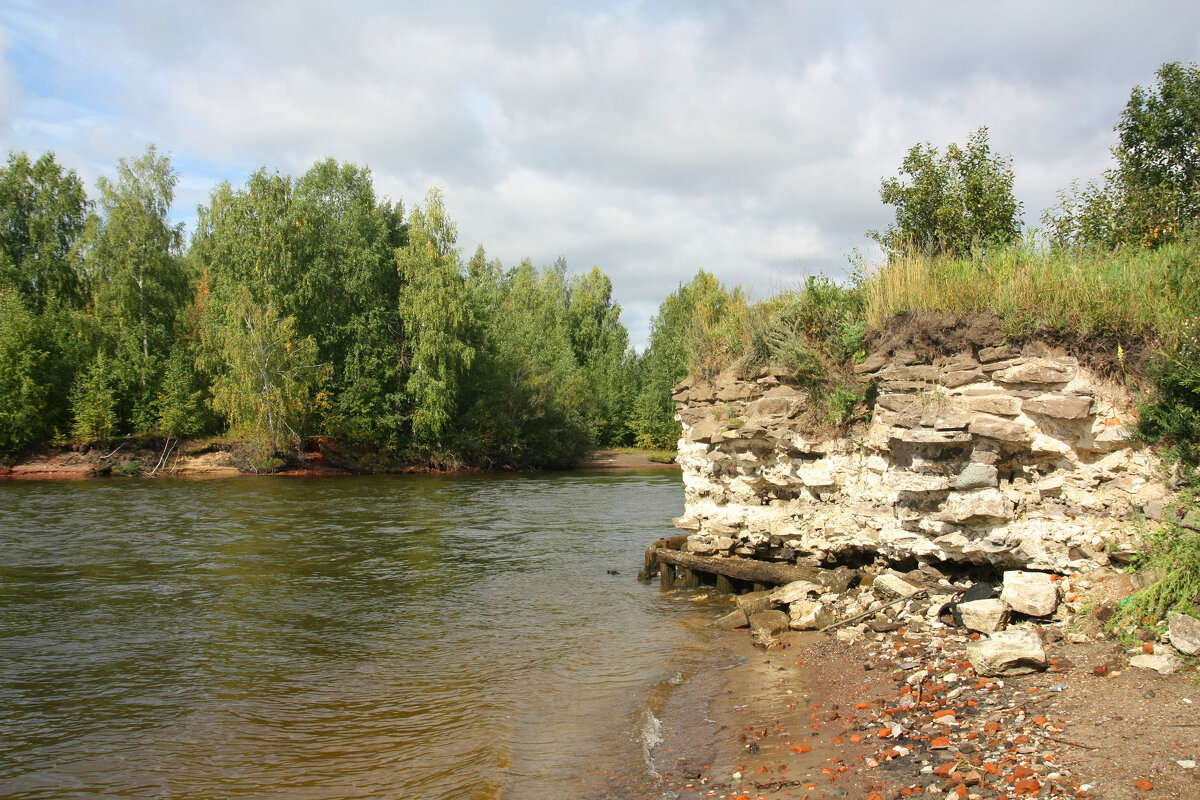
[1,0,1198,343]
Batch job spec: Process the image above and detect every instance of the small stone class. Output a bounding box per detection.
[1000,571,1059,617]
[873,573,923,601]
[736,591,774,617]
[1168,613,1200,656]
[958,599,1009,634]
[1130,652,1183,676]
[770,580,824,605]
[789,599,835,631]
[712,609,749,630]
[966,629,1048,676]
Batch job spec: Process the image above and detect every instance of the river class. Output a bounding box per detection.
[0,472,717,799]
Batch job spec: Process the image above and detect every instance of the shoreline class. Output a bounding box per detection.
[0,445,679,482]
[645,589,1200,800]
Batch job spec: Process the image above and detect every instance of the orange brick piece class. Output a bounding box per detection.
[1135,778,1154,791]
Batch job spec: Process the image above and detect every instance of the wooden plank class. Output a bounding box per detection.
[655,549,822,587]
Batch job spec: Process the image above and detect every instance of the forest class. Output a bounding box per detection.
[1,61,1198,477]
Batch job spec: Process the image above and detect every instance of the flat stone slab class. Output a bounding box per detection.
[966,629,1048,676]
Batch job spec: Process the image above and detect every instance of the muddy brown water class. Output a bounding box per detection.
[0,472,728,799]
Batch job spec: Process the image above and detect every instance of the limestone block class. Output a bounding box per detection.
[879,364,940,382]
[876,394,921,414]
[770,580,824,605]
[958,599,1010,633]
[1022,393,1094,419]
[736,591,775,617]
[1000,571,1059,616]
[796,461,836,488]
[978,344,1019,362]
[853,351,889,374]
[969,414,1032,444]
[872,573,923,600]
[890,428,973,445]
[952,463,998,490]
[1130,651,1183,675]
[886,472,951,493]
[1037,475,1065,497]
[789,600,835,630]
[966,629,1048,676]
[992,357,1076,386]
[960,394,1022,416]
[941,368,985,388]
[748,609,791,636]
[940,488,1011,523]
[1168,613,1200,656]
[712,609,749,630]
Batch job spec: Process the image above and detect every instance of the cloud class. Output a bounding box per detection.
[1,1,1198,343]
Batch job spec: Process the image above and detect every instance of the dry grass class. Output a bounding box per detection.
[862,237,1200,348]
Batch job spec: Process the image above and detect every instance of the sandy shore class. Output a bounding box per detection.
[646,615,1200,800]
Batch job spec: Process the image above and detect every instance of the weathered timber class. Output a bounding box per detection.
[715,574,735,595]
[639,535,689,581]
[659,562,677,587]
[655,550,823,587]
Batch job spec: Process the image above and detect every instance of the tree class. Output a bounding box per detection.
[1045,62,1200,250]
[0,286,52,455]
[566,266,634,445]
[873,126,1022,257]
[200,286,329,454]
[70,350,118,444]
[631,271,744,449]
[84,145,188,431]
[0,151,89,313]
[396,188,475,444]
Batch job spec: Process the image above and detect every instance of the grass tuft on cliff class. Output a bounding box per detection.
[862,235,1200,346]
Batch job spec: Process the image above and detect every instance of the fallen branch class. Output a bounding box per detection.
[818,590,928,634]
[1042,733,1099,750]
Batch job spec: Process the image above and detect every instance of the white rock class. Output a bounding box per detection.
[1169,613,1200,656]
[958,598,1009,633]
[1001,571,1059,617]
[872,573,923,600]
[788,600,834,631]
[1131,652,1183,675]
[966,629,1048,676]
[770,580,824,605]
[941,488,1011,523]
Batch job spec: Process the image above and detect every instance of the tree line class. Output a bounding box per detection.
[0,151,697,468]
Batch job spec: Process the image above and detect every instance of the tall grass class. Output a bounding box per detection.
[862,236,1200,348]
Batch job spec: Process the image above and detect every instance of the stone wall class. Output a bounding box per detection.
[672,342,1167,574]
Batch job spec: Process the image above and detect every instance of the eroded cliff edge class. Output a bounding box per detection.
[671,326,1167,576]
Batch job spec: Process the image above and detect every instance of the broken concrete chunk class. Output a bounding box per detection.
[1000,571,1059,617]
[1168,613,1200,656]
[958,598,1009,634]
[872,573,923,601]
[966,629,1048,676]
[748,609,790,636]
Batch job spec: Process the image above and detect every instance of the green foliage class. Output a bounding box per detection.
[397,188,476,444]
[1138,317,1200,483]
[157,346,210,439]
[0,151,89,313]
[824,386,862,426]
[1113,492,1200,628]
[0,286,52,455]
[70,350,118,444]
[631,271,743,450]
[873,126,1023,257]
[200,287,330,454]
[1045,61,1200,250]
[84,145,189,432]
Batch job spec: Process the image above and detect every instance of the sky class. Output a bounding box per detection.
[1,1,1198,346]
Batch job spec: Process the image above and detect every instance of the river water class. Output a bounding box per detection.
[0,472,717,799]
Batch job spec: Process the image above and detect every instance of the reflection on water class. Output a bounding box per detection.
[0,472,706,799]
